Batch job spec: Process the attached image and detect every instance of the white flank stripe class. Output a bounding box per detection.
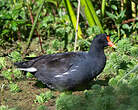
[71,69,77,72]
[55,72,69,78]
[55,75,63,78]
[63,72,69,75]
[18,67,37,72]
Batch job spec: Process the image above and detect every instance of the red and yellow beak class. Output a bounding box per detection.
[106,36,116,48]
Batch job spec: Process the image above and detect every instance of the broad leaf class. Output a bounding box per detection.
[106,11,117,20]
[111,5,117,11]
[122,24,130,30]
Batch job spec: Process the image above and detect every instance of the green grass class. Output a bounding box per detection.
[9,83,21,93]
[35,91,54,104]
[55,78,138,110]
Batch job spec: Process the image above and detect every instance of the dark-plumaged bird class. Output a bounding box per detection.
[14,34,115,91]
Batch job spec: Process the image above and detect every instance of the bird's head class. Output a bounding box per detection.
[93,34,116,48]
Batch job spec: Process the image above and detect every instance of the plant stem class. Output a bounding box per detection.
[26,0,45,52]
[117,25,120,39]
[74,0,80,52]
[27,2,44,53]
[121,0,124,11]
[102,0,106,17]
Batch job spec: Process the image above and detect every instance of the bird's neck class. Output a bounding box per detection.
[88,43,105,57]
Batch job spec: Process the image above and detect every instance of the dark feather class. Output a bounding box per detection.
[14,34,112,91]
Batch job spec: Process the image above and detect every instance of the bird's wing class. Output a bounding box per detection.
[33,52,86,90]
[34,52,84,73]
[14,52,85,74]
[15,52,86,90]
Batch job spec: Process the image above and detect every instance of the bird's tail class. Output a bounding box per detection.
[14,60,31,68]
[14,61,37,72]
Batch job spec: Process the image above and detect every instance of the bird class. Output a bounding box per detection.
[14,34,116,91]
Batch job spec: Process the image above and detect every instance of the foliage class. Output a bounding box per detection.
[103,37,137,87]
[0,50,23,80]
[64,0,83,38]
[0,105,19,110]
[0,105,8,110]
[104,37,137,76]
[35,91,54,104]
[2,69,22,81]
[9,83,21,93]
[36,105,48,110]
[56,78,138,110]
[104,1,137,39]
[0,0,27,45]
[86,26,102,37]
[26,72,34,78]
[56,93,85,110]
[0,57,6,70]
[8,51,22,62]
[130,46,138,57]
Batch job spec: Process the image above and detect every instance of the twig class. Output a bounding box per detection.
[74,0,80,52]
[122,18,137,24]
[112,17,137,29]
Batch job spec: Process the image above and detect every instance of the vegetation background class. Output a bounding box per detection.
[0,0,137,110]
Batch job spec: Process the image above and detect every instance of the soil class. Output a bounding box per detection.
[0,41,60,110]
[0,77,57,110]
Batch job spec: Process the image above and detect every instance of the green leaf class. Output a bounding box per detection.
[80,0,95,27]
[106,11,117,20]
[2,69,13,80]
[101,0,106,16]
[35,91,54,104]
[111,5,117,10]
[11,21,18,31]
[119,10,125,19]
[37,105,48,110]
[46,0,61,6]
[122,24,130,30]
[2,29,9,35]
[121,29,125,34]
[136,22,138,29]
[86,0,104,33]
[14,3,23,10]
[9,83,21,93]
[64,0,83,39]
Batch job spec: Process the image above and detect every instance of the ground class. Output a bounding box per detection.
[0,77,58,110]
[0,41,110,110]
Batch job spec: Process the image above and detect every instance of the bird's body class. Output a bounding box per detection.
[14,34,115,91]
